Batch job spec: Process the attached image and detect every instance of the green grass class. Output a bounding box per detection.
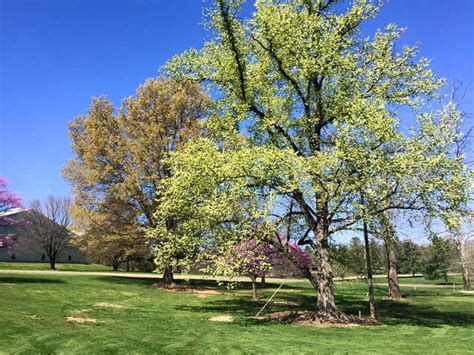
[0,262,114,272]
[0,272,473,354]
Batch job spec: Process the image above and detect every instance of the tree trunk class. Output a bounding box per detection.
[250,274,258,301]
[363,220,376,319]
[314,238,338,315]
[112,259,120,271]
[261,272,266,287]
[162,265,174,285]
[126,260,130,272]
[454,233,471,291]
[386,242,402,300]
[50,259,56,270]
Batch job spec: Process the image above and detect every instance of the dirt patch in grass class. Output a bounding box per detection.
[382,296,407,302]
[264,288,302,293]
[209,315,234,322]
[153,283,222,297]
[66,316,97,324]
[272,300,300,306]
[262,311,377,327]
[95,302,126,309]
[459,290,474,295]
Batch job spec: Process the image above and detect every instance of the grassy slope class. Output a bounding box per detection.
[0,273,473,354]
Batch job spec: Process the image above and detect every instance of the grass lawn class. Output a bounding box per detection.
[1,272,473,354]
[0,262,114,272]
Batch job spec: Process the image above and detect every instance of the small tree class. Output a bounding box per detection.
[0,177,23,250]
[347,237,367,278]
[218,240,273,300]
[398,240,422,277]
[70,199,151,271]
[211,238,312,301]
[425,236,455,284]
[28,196,72,270]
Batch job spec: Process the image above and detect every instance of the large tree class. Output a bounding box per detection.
[157,0,465,320]
[64,77,209,283]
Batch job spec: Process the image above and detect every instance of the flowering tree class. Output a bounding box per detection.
[0,177,23,250]
[210,238,313,300]
[220,240,272,300]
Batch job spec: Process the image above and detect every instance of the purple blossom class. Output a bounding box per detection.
[0,177,23,250]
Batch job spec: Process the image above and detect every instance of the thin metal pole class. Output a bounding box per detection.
[255,280,286,317]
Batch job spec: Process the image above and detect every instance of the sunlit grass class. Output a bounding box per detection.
[0,271,473,354]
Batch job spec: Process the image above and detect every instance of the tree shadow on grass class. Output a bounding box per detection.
[92,276,474,328]
[376,299,473,327]
[95,276,161,287]
[175,291,474,328]
[94,275,308,292]
[0,276,66,284]
[94,276,228,289]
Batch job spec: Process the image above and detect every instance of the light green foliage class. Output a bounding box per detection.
[151,0,471,312]
[152,138,282,274]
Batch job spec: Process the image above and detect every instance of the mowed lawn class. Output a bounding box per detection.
[0,262,114,272]
[1,270,473,354]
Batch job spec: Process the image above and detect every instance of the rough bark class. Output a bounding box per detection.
[162,264,174,285]
[314,237,338,315]
[380,213,402,300]
[363,220,376,319]
[454,235,471,291]
[386,242,402,300]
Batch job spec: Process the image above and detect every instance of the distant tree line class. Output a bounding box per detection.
[330,237,466,284]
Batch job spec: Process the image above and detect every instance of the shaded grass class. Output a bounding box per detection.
[0,272,473,354]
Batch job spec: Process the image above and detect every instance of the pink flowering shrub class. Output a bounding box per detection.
[0,177,23,250]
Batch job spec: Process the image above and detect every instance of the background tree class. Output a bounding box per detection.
[437,108,473,290]
[425,235,455,284]
[27,196,72,270]
[378,213,402,300]
[398,240,422,277]
[0,177,23,250]
[345,237,366,278]
[369,238,386,274]
[70,200,151,271]
[64,77,209,283]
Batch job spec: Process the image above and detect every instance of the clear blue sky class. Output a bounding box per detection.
[1,0,473,205]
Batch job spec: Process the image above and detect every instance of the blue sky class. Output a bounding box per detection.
[1,0,473,205]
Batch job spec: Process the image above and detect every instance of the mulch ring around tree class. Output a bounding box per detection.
[153,283,222,297]
[260,311,378,327]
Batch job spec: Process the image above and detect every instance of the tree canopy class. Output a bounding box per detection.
[149,0,471,319]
